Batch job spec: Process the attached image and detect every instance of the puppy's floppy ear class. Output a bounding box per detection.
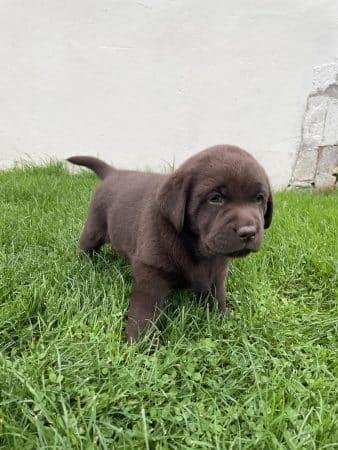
[264,187,273,229]
[157,170,191,232]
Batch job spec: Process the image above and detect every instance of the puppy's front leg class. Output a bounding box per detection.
[127,263,170,344]
[209,266,230,316]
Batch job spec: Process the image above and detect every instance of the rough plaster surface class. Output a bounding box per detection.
[1,1,338,187]
[290,61,338,189]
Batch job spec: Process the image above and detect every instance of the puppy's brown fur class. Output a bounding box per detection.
[67,145,273,343]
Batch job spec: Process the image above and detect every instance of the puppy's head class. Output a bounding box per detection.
[157,145,273,258]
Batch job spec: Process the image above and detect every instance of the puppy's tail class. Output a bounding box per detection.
[67,156,114,180]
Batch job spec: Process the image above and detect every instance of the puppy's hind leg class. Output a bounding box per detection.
[78,214,106,256]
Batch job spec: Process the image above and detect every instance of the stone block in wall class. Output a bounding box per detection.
[312,62,338,93]
[323,98,338,145]
[314,145,338,189]
[291,149,318,186]
[302,95,328,150]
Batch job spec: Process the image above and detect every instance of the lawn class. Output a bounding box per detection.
[0,163,337,450]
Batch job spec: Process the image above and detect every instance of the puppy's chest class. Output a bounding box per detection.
[180,263,218,293]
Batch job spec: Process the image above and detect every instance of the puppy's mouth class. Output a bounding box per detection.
[226,248,253,258]
[201,242,256,258]
[202,240,261,258]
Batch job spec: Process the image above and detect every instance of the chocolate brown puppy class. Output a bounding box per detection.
[67,145,273,343]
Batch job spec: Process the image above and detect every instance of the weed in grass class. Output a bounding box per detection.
[0,163,337,449]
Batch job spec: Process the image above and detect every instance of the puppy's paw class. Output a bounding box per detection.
[219,306,232,319]
[223,307,232,317]
[76,248,98,258]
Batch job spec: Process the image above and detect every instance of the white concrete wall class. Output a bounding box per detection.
[1,1,338,187]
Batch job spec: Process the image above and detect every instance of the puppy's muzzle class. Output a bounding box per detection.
[236,225,257,242]
[207,222,262,257]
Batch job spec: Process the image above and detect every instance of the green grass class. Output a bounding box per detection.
[0,163,337,450]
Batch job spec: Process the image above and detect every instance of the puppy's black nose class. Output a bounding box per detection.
[237,225,257,241]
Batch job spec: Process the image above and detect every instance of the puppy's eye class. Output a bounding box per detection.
[208,192,224,205]
[256,193,265,204]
